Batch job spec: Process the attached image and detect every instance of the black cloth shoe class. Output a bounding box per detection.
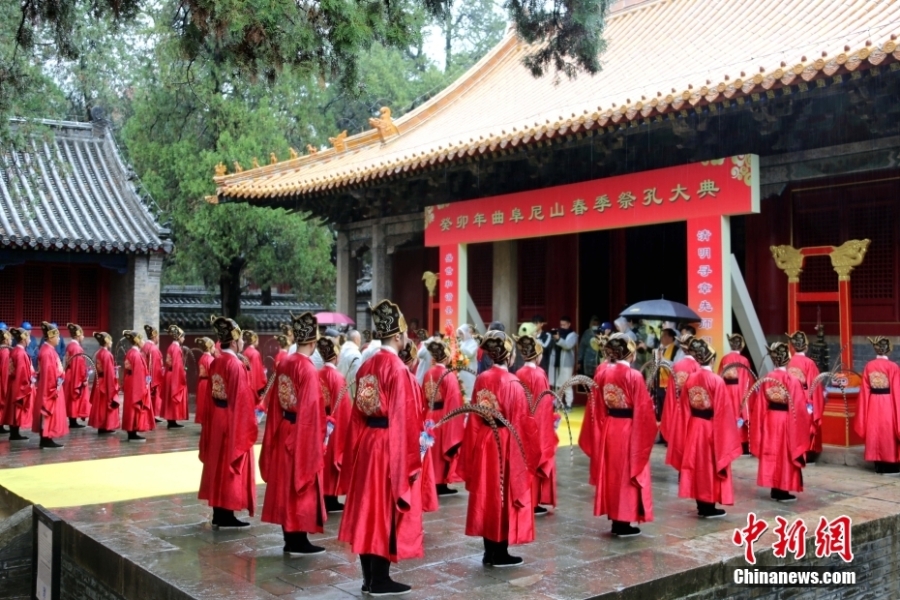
[211,508,250,529]
[368,555,411,596]
[697,502,726,518]
[39,437,64,449]
[9,427,28,441]
[481,538,495,566]
[325,496,345,513]
[360,555,373,594]
[611,521,641,537]
[283,530,325,555]
[98,429,115,435]
[127,431,146,442]
[771,488,796,502]
[167,420,185,429]
[534,505,549,515]
[69,418,86,429]
[490,541,524,567]
[436,484,458,496]
[0,426,9,434]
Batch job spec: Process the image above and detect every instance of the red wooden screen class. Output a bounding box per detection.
[0,264,108,334]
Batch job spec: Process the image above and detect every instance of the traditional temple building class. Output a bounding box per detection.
[214,0,900,371]
[0,117,172,338]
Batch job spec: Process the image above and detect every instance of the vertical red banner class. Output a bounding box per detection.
[439,244,460,330]
[687,216,731,361]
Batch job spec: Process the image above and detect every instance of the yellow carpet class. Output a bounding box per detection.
[0,445,264,509]
[0,409,584,510]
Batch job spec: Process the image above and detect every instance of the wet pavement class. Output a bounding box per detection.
[23,424,900,600]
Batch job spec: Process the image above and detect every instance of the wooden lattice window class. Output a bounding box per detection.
[51,267,71,325]
[848,202,895,300]
[22,269,45,326]
[77,270,101,328]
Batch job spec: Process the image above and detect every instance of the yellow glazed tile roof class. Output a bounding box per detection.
[215,0,900,201]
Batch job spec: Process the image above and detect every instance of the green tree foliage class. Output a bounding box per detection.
[435,0,507,75]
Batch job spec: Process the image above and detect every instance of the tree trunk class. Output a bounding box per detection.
[219,257,246,317]
[444,11,453,74]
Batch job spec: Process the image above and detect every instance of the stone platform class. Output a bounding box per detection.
[3,422,900,599]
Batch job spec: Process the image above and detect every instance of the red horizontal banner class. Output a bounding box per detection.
[425,155,759,246]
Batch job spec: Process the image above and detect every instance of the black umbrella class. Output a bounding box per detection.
[619,299,701,323]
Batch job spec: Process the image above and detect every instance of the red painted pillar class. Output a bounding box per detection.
[838,279,853,367]
[787,280,800,334]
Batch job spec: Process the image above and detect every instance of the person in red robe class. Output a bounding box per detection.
[317,337,351,513]
[660,334,700,472]
[0,327,10,436]
[579,334,656,537]
[142,325,165,423]
[242,330,267,406]
[399,340,418,375]
[63,323,91,428]
[194,337,215,426]
[260,312,327,553]
[422,339,465,497]
[274,334,290,370]
[88,332,120,434]
[5,327,34,440]
[33,322,68,449]
[854,336,900,474]
[751,342,812,502]
[122,330,155,442]
[338,299,428,596]
[459,331,540,567]
[198,316,259,528]
[515,335,557,515]
[162,325,188,428]
[677,339,741,517]
[718,333,753,455]
[787,331,824,461]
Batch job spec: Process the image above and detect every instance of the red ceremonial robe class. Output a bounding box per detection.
[33,343,68,438]
[516,363,558,507]
[163,342,188,421]
[88,347,120,431]
[338,347,429,562]
[423,363,465,485]
[243,345,267,403]
[661,356,700,471]
[142,341,164,417]
[122,347,155,433]
[64,341,91,419]
[0,345,9,425]
[677,368,742,505]
[579,362,656,523]
[275,349,288,370]
[718,351,752,445]
[319,363,352,496]
[788,353,824,452]
[751,368,810,492]
[459,365,540,545]
[854,357,900,463]
[194,353,214,426]
[198,350,258,514]
[5,346,33,427]
[260,353,326,532]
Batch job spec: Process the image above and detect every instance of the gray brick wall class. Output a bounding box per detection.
[108,253,163,336]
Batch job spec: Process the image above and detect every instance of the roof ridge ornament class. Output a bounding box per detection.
[369,107,400,143]
[329,131,348,153]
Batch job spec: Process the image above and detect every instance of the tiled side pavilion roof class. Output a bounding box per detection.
[215,0,900,203]
[1,118,171,254]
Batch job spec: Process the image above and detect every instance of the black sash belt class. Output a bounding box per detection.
[607,407,634,418]
[97,372,105,378]
[213,398,228,408]
[198,376,209,380]
[767,402,788,412]
[871,388,891,395]
[283,410,296,424]
[724,378,739,386]
[432,401,445,410]
[691,408,714,420]
[367,417,389,428]
[125,370,132,376]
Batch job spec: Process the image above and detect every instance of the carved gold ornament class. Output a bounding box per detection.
[770,245,804,282]
[369,107,400,142]
[422,271,438,298]
[329,131,348,153]
[829,239,870,281]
